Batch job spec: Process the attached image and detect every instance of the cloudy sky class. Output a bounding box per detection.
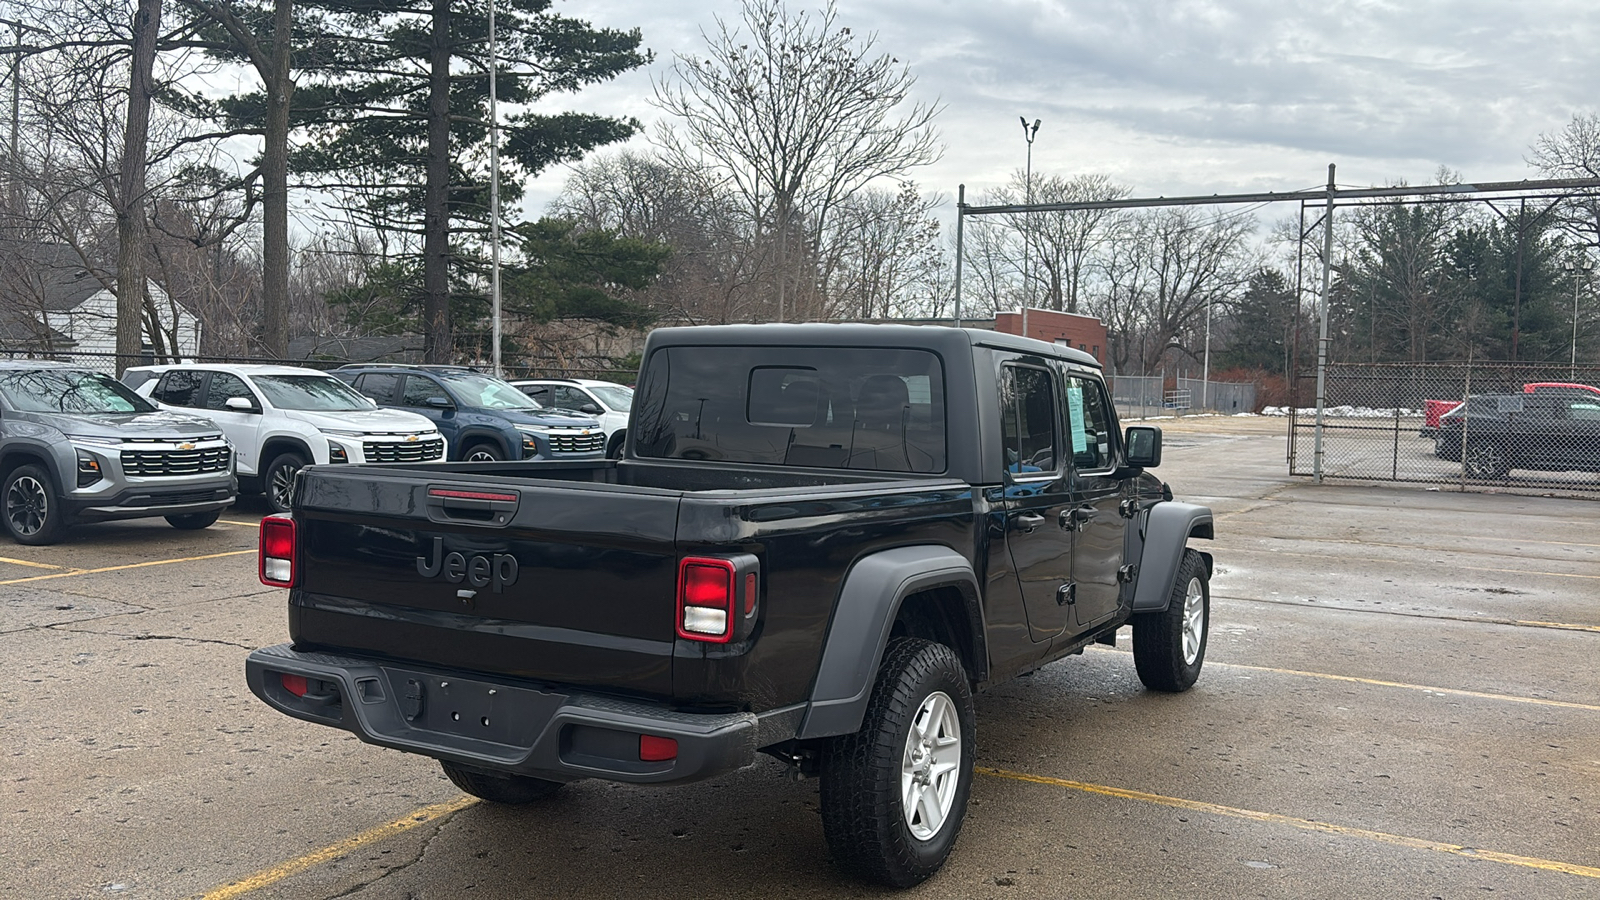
[517,0,1600,218]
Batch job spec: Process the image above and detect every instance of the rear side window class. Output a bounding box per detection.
[153,370,204,407]
[1001,366,1057,475]
[633,346,946,472]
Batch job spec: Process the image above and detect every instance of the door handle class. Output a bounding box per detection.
[1014,512,1045,534]
[1061,506,1095,531]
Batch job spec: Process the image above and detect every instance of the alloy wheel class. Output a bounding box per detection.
[900,690,962,841]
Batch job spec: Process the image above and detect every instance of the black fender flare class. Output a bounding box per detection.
[1130,501,1214,613]
[795,545,982,740]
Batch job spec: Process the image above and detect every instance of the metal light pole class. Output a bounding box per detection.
[1566,254,1593,379]
[1019,116,1039,339]
[487,0,503,377]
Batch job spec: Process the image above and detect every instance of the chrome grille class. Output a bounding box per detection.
[548,431,604,454]
[362,438,445,463]
[121,446,231,477]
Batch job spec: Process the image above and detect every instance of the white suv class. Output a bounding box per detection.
[124,364,446,512]
[509,378,633,458]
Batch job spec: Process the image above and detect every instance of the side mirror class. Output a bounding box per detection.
[579,403,602,415]
[1125,425,1162,469]
[426,396,453,409]
[224,396,256,412]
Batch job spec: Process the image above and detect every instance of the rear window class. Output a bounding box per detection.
[632,346,946,472]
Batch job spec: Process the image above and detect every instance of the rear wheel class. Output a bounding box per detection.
[606,430,626,459]
[264,452,308,514]
[1132,548,1209,692]
[3,464,66,545]
[440,760,563,804]
[166,510,221,530]
[819,638,974,887]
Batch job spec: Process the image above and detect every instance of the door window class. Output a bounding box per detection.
[153,370,204,407]
[520,384,553,406]
[1001,366,1057,475]
[205,372,257,411]
[1063,375,1115,471]
[355,372,400,403]
[400,375,446,407]
[554,386,589,409]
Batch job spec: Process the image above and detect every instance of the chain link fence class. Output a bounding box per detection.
[1285,362,1600,497]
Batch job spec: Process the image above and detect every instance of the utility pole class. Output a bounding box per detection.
[488,0,502,377]
[1567,253,1593,379]
[1313,164,1335,485]
[1019,116,1039,339]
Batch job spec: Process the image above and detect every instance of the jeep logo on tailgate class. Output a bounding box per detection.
[416,537,519,592]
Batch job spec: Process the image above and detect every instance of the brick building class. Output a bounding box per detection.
[993,308,1108,365]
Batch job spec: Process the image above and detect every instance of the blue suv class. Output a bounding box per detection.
[333,365,604,462]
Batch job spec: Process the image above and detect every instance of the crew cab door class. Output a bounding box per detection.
[1062,373,1128,628]
[998,363,1074,642]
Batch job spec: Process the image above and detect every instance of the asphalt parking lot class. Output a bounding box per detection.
[4,415,1599,900]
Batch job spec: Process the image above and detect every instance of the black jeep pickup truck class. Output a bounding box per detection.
[246,324,1215,886]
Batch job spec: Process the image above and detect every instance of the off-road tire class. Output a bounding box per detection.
[1132,548,1209,692]
[440,760,563,804]
[3,463,66,545]
[165,510,221,530]
[818,638,975,888]
[264,452,308,514]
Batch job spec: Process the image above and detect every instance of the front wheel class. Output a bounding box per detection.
[463,441,506,463]
[819,638,975,888]
[1462,441,1510,479]
[440,760,563,804]
[3,464,66,545]
[1132,548,1209,692]
[264,452,308,514]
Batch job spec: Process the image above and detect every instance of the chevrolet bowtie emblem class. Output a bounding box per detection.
[405,434,418,442]
[178,442,194,450]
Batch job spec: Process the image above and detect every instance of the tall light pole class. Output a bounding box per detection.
[1566,253,1593,379]
[487,0,503,377]
[1019,116,1039,339]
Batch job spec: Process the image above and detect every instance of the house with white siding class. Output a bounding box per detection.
[0,243,200,371]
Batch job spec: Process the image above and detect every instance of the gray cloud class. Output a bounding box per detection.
[523,0,1600,212]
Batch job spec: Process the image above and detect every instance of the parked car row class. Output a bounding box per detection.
[1,358,631,544]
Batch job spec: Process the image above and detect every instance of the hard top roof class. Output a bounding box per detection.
[643,323,1102,369]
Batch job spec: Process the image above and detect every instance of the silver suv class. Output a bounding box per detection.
[0,361,236,544]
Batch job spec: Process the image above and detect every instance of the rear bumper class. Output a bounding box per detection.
[246,643,801,785]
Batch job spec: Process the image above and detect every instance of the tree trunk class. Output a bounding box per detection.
[115,0,162,376]
[259,0,293,358]
[422,0,452,362]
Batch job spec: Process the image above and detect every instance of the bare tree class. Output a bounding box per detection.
[651,0,941,322]
[1528,112,1600,252]
[823,182,941,319]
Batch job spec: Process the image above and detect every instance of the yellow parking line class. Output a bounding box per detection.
[220,519,263,528]
[1216,662,1600,713]
[0,555,65,570]
[0,549,255,586]
[979,767,1600,879]
[198,796,477,900]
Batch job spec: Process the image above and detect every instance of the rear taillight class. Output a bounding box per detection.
[677,558,736,642]
[259,515,297,587]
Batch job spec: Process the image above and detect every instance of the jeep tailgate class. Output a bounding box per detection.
[287,465,681,699]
